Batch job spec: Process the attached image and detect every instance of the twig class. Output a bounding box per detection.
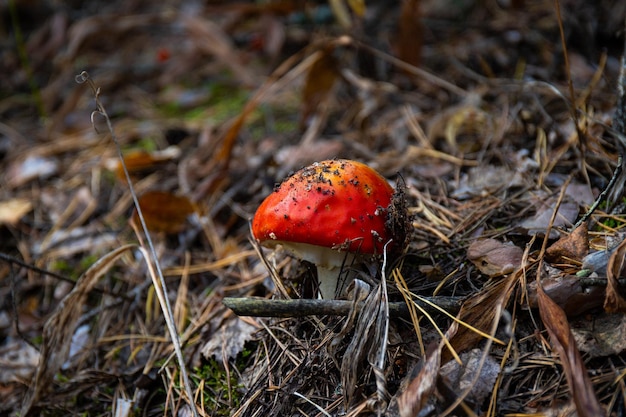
[222,296,463,318]
[0,252,133,300]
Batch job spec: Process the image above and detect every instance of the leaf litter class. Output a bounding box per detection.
[1,1,626,416]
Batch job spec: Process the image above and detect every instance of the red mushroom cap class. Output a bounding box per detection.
[252,159,394,257]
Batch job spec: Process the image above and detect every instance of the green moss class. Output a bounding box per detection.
[187,346,255,415]
[191,358,243,415]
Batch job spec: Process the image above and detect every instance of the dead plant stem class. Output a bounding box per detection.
[75,71,199,417]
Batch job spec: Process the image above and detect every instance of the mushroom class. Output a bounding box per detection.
[251,159,395,299]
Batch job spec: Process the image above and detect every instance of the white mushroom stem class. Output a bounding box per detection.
[316,265,340,299]
[268,241,359,300]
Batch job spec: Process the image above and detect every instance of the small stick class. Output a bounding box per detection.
[222,296,463,318]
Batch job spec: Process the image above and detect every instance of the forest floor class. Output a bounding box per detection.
[1,0,626,416]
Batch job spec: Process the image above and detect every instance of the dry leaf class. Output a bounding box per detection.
[105,146,181,180]
[519,196,579,237]
[439,348,500,408]
[0,198,32,225]
[604,237,626,313]
[396,322,458,417]
[428,104,494,154]
[536,282,604,417]
[445,271,519,362]
[452,165,525,199]
[201,317,258,363]
[582,233,625,274]
[0,337,40,383]
[467,238,523,277]
[527,275,604,317]
[133,191,195,234]
[397,341,443,417]
[395,0,422,68]
[545,222,589,264]
[300,46,339,129]
[571,314,626,357]
[20,245,134,416]
[341,281,389,406]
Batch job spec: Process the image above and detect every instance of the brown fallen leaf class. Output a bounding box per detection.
[428,104,494,155]
[519,195,579,238]
[396,323,458,417]
[300,45,340,130]
[105,146,181,180]
[132,191,196,234]
[545,222,589,264]
[395,0,422,69]
[526,275,604,317]
[467,238,523,277]
[536,281,604,417]
[445,270,519,362]
[452,165,525,199]
[605,236,626,313]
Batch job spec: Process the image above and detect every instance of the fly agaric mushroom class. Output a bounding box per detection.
[251,159,394,299]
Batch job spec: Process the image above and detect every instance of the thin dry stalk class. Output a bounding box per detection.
[75,71,198,417]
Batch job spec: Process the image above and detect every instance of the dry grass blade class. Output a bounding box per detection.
[20,244,135,417]
[604,237,626,313]
[76,71,198,417]
[536,284,604,416]
[533,171,603,416]
[393,268,426,357]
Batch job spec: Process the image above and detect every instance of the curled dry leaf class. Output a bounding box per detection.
[132,191,195,234]
[545,222,589,264]
[395,322,458,417]
[536,282,604,417]
[467,238,523,277]
[605,236,626,313]
[428,104,494,154]
[341,281,390,406]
